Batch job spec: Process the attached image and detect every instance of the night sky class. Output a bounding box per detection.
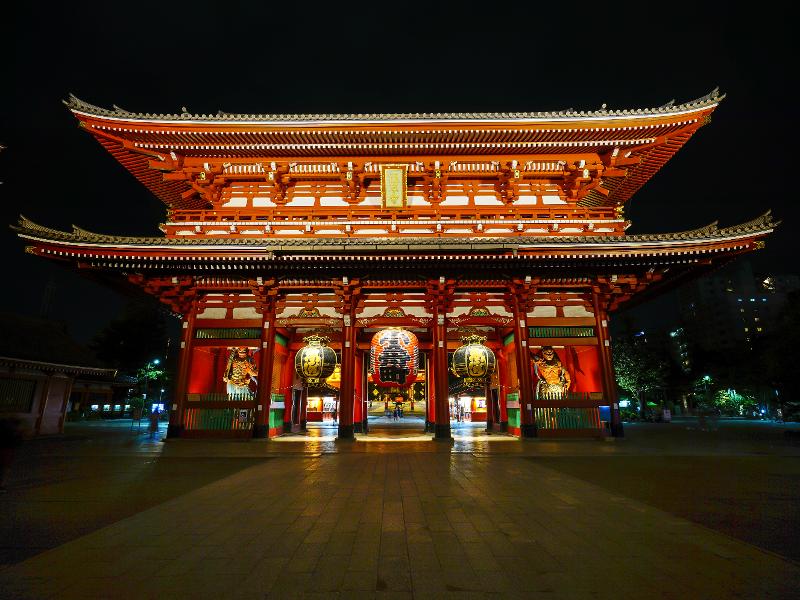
[2,4,796,341]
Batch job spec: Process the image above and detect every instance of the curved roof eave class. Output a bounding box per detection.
[64,89,724,128]
[13,212,776,254]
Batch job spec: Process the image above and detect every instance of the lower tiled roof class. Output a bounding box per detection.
[13,212,776,250]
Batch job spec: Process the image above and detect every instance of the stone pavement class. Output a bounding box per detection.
[2,441,799,599]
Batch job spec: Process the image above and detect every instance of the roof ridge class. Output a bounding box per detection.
[64,89,725,123]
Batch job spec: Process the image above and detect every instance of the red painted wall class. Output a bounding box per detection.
[561,346,602,393]
[188,347,261,395]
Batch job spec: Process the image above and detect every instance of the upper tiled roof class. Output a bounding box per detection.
[65,89,724,125]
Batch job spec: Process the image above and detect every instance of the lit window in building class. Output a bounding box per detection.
[744,327,749,332]
[757,327,763,332]
[103,404,111,411]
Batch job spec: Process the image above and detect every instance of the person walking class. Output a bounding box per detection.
[148,408,160,437]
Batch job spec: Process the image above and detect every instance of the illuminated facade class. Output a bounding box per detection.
[14,90,775,439]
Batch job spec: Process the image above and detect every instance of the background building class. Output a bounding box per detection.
[0,313,118,436]
[678,261,800,353]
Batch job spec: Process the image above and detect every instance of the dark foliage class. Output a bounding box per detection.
[90,300,169,375]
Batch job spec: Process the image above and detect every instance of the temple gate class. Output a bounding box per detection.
[15,90,775,440]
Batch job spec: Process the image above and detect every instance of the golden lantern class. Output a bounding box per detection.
[451,334,496,389]
[294,335,337,386]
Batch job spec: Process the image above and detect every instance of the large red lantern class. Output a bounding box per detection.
[369,328,419,388]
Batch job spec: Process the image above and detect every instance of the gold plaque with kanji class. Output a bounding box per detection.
[380,165,408,209]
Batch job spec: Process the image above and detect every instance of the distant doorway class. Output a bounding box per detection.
[366,380,426,430]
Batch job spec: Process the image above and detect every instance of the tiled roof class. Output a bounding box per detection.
[14,211,776,250]
[65,89,724,124]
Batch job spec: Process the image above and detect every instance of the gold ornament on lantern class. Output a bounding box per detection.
[294,335,338,386]
[451,334,496,389]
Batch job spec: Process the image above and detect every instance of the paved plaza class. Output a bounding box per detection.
[1,418,798,598]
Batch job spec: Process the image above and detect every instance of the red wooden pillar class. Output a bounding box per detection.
[353,351,365,433]
[169,300,197,438]
[253,298,277,438]
[299,386,308,431]
[283,348,296,434]
[511,293,536,438]
[337,312,356,440]
[433,308,451,440]
[426,351,436,432]
[497,349,509,431]
[593,291,624,437]
[485,379,494,432]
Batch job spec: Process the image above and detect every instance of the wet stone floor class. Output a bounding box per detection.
[0,418,798,599]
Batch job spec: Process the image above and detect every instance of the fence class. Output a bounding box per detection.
[505,391,608,437]
[183,392,256,436]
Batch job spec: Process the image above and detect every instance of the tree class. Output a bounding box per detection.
[137,361,166,404]
[714,388,757,417]
[613,337,669,417]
